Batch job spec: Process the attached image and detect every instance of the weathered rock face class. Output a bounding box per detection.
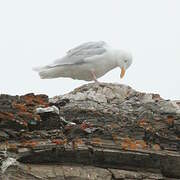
[0,83,180,179]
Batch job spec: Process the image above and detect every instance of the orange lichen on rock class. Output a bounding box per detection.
[21,94,49,107]
[91,138,102,145]
[121,137,132,150]
[135,140,148,149]
[34,96,49,106]
[7,143,18,152]
[71,138,84,149]
[112,133,119,145]
[109,123,120,129]
[12,102,27,112]
[21,141,39,148]
[152,144,161,151]
[166,116,174,126]
[74,138,84,145]
[52,139,67,145]
[137,119,148,128]
[121,137,147,150]
[21,94,38,105]
[34,115,41,121]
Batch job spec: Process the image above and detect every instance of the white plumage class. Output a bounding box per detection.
[33,41,132,82]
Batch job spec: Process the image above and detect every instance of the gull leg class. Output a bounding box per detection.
[90,71,99,84]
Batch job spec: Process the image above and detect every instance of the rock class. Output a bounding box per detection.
[109,169,164,179]
[1,164,112,180]
[36,105,60,115]
[0,83,180,179]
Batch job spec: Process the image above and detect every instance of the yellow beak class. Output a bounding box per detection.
[120,67,126,78]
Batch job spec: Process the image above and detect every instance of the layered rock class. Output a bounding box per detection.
[0,83,180,179]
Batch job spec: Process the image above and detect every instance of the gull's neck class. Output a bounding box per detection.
[107,48,124,66]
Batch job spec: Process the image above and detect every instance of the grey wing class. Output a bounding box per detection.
[67,41,107,56]
[48,41,107,67]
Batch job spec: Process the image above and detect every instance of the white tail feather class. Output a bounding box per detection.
[32,66,46,72]
[38,66,65,79]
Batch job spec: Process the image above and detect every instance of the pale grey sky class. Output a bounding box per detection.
[0,0,180,99]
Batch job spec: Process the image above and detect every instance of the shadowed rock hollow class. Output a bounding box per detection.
[0,83,180,179]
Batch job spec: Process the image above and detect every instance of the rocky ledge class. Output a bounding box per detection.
[0,83,180,179]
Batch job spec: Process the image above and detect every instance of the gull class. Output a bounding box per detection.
[33,41,132,82]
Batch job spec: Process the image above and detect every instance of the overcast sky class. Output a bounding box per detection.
[0,0,180,99]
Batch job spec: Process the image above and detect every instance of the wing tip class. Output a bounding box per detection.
[32,66,41,72]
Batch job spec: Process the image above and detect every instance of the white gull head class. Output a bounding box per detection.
[111,49,132,79]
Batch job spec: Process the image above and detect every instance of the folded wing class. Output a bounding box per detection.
[48,41,107,68]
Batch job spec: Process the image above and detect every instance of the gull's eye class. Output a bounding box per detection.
[124,60,128,63]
